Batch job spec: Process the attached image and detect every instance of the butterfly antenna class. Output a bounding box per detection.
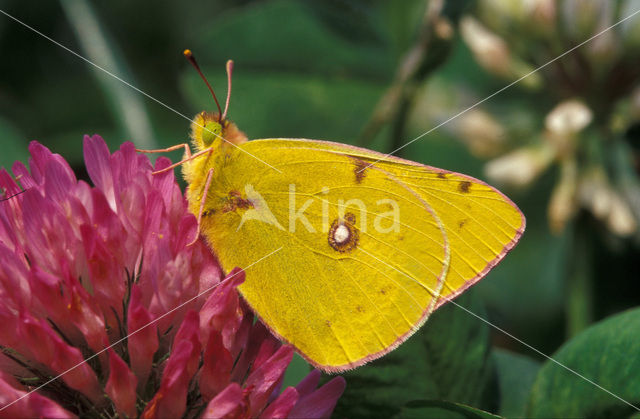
[183,49,223,121]
[222,60,234,121]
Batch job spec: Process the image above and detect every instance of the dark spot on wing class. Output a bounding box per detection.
[459,181,471,193]
[344,212,356,225]
[437,172,447,179]
[352,158,368,184]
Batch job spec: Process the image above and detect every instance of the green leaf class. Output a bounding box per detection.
[0,118,28,172]
[493,349,540,417]
[399,400,502,419]
[190,0,392,80]
[379,0,427,57]
[332,290,496,418]
[282,352,310,390]
[528,307,640,417]
[301,0,385,46]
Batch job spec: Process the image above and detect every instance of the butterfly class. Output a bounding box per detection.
[143,50,525,372]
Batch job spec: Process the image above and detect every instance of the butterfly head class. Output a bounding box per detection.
[190,110,247,152]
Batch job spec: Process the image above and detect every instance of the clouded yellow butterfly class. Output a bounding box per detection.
[147,51,525,372]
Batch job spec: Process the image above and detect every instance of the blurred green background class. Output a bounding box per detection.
[2,0,640,417]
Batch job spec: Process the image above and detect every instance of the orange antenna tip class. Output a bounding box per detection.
[183,49,193,58]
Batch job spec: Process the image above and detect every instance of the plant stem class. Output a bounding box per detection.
[390,91,413,155]
[60,0,156,149]
[566,215,594,337]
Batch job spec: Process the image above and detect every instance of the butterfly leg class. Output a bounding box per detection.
[136,143,195,174]
[188,167,215,246]
[136,143,192,157]
[151,148,213,175]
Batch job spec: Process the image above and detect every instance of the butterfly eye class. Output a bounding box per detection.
[202,121,222,147]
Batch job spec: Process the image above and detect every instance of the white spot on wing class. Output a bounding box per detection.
[334,224,350,244]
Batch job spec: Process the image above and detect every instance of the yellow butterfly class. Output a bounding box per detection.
[145,51,525,372]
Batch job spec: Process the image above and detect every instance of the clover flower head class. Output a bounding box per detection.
[0,136,344,418]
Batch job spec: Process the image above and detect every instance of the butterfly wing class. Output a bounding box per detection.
[198,138,524,371]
